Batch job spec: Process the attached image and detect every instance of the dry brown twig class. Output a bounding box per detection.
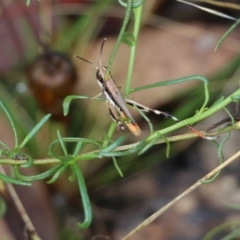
[121,148,240,239]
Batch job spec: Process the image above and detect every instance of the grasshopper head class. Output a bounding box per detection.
[96,66,111,81]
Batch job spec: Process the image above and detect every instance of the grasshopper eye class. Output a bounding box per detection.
[96,69,102,80]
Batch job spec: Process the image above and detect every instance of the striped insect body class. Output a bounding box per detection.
[75,38,141,136]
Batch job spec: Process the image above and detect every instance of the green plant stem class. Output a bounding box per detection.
[215,18,240,51]
[102,122,117,148]
[147,87,240,142]
[124,4,143,94]
[106,0,133,78]
[0,120,238,166]
[1,87,240,166]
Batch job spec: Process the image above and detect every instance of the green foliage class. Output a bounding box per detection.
[0,99,51,185]
[1,0,240,234]
[215,18,240,50]
[203,222,240,240]
[0,196,7,218]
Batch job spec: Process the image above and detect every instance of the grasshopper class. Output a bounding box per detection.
[75,38,214,140]
[75,38,141,136]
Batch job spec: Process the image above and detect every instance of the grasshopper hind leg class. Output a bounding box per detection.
[109,105,125,131]
[108,104,142,136]
[125,98,215,140]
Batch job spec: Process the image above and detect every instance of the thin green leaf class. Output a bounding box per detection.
[49,138,100,158]
[203,222,240,240]
[130,75,209,93]
[215,18,240,51]
[0,100,18,147]
[112,157,123,177]
[13,164,63,182]
[0,172,31,186]
[221,229,240,240]
[100,141,145,157]
[131,75,209,117]
[201,131,230,183]
[198,83,210,115]
[121,32,136,47]
[133,104,154,135]
[63,95,89,116]
[217,132,230,162]
[102,122,117,149]
[138,138,158,155]
[18,114,51,149]
[71,164,92,229]
[0,141,9,151]
[57,130,68,156]
[223,108,235,126]
[73,141,83,157]
[47,164,68,184]
[101,136,125,153]
[139,134,171,158]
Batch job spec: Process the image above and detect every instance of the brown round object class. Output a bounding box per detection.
[27,51,77,121]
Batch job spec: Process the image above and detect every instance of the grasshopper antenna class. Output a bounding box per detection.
[100,38,107,67]
[74,55,99,70]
